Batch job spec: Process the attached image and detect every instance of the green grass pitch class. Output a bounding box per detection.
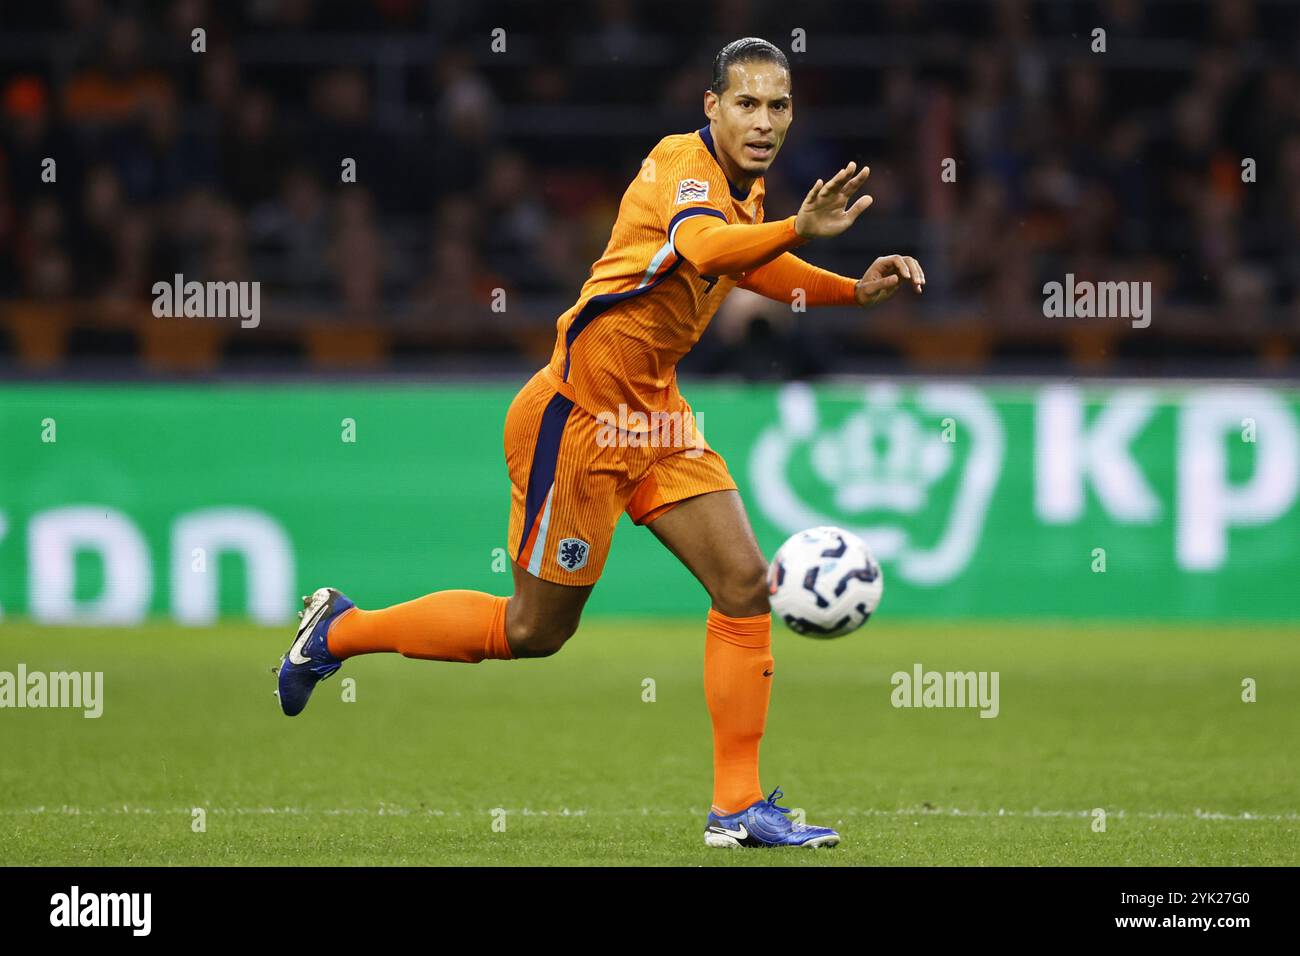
[1,618,1296,866]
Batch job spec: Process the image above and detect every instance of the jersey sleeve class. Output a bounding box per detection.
[674,215,806,278]
[655,146,732,254]
[738,252,859,306]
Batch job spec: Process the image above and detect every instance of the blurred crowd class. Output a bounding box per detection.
[2,0,1300,369]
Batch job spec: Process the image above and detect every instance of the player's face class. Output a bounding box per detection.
[706,62,793,180]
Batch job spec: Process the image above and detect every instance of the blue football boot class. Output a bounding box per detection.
[275,587,352,716]
[703,786,841,848]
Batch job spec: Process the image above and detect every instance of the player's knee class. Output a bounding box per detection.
[710,561,771,618]
[505,615,579,658]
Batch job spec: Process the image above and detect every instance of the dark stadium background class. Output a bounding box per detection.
[3,0,1298,379]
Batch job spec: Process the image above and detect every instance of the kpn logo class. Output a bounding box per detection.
[750,382,1003,586]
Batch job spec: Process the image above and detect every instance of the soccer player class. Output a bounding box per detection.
[277,37,924,849]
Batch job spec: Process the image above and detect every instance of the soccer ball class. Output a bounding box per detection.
[767,526,883,638]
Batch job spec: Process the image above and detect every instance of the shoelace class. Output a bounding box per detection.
[761,786,814,831]
[764,786,790,814]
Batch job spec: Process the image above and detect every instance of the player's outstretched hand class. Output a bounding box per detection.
[854,254,925,307]
[794,162,873,239]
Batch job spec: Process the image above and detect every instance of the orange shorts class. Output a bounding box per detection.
[505,367,738,586]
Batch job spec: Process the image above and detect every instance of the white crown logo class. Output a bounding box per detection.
[810,384,952,514]
[750,381,1005,586]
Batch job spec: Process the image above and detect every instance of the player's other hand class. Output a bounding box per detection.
[854,254,925,307]
[794,162,872,239]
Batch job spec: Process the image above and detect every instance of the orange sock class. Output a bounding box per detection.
[326,590,513,663]
[704,608,773,815]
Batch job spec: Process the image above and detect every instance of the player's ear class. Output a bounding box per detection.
[703,89,718,121]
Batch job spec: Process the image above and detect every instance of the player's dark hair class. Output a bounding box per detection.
[710,37,789,95]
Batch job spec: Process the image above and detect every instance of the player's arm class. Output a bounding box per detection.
[739,251,926,307]
[672,158,924,298]
[672,213,808,277]
[670,160,871,277]
[783,160,926,305]
[738,252,857,306]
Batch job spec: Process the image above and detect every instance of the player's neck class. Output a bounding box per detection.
[718,156,756,196]
[703,123,757,198]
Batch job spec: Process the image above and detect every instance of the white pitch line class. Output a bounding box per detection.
[1,806,1296,822]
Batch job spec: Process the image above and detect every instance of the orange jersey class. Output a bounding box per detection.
[545,126,772,424]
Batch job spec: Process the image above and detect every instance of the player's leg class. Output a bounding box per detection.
[644,488,769,617]
[644,489,773,811]
[276,581,517,716]
[635,453,839,847]
[277,554,591,715]
[501,560,592,658]
[276,371,620,714]
[277,559,591,714]
[327,369,601,659]
[317,561,592,660]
